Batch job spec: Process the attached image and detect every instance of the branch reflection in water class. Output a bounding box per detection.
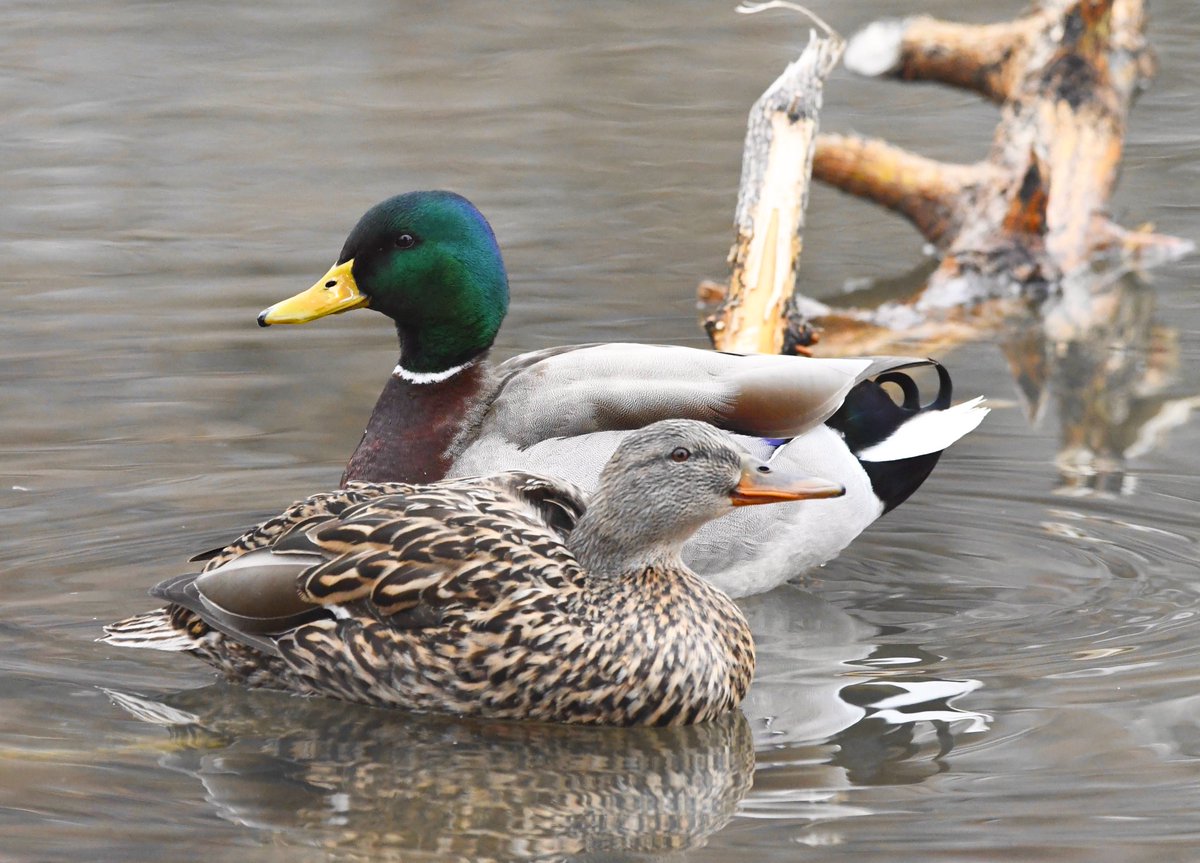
[1001,271,1200,494]
[807,262,1198,497]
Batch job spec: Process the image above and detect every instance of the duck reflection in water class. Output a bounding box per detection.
[735,588,990,817]
[105,686,754,862]
[105,586,993,858]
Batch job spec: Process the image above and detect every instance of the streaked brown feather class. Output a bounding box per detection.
[103,465,751,726]
[198,482,412,570]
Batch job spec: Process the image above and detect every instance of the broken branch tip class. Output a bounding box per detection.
[736,0,842,43]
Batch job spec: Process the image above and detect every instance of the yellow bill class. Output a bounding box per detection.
[257,260,368,327]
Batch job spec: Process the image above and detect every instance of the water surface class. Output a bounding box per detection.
[3,1,1200,860]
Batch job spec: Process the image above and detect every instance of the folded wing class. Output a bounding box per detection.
[145,474,589,658]
[479,344,933,445]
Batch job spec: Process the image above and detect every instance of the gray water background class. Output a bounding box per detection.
[3,1,1200,860]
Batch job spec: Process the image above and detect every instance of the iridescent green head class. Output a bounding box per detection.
[259,191,509,375]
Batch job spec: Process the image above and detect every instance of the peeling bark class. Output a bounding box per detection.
[814,0,1190,303]
[811,135,995,249]
[705,26,843,354]
[701,0,1194,489]
[845,14,1041,103]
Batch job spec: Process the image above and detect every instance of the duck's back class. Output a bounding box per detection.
[450,341,877,490]
[458,343,877,453]
[449,344,984,597]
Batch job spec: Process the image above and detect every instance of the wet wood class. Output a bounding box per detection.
[701,0,1189,365]
[705,24,843,355]
[844,14,1040,104]
[811,135,995,249]
[813,0,1191,299]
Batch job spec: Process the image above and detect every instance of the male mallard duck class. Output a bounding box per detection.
[103,419,845,726]
[257,191,987,597]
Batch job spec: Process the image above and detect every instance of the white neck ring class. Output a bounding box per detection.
[392,360,474,385]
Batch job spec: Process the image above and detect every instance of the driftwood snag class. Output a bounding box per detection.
[806,0,1196,485]
[696,1,1195,489]
[705,11,843,355]
[704,0,1188,360]
[699,0,1195,484]
[816,0,1191,304]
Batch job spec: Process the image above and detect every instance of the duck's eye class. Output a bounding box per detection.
[670,447,691,463]
[395,233,416,250]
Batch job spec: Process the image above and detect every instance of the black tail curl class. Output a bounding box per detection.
[824,360,952,515]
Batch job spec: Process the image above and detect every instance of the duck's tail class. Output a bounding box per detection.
[826,361,988,514]
[99,608,196,652]
[855,395,989,463]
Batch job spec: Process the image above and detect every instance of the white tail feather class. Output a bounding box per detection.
[856,397,989,462]
[99,609,195,652]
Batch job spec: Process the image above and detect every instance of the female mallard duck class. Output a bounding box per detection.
[257,191,987,597]
[103,420,845,726]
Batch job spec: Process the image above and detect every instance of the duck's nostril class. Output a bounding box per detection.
[325,280,337,288]
[757,465,770,473]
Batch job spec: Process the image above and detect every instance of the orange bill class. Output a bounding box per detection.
[731,456,845,506]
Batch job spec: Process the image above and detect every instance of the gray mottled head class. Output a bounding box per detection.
[569,419,844,576]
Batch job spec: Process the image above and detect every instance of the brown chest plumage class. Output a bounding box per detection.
[341,363,489,486]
